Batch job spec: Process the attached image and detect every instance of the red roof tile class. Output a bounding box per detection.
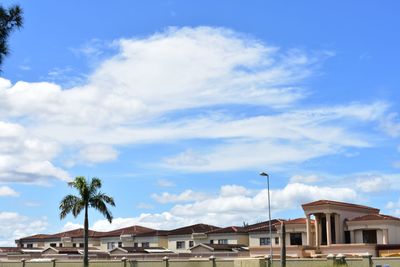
[168,223,220,235]
[206,226,247,234]
[302,200,380,213]
[96,225,155,238]
[350,214,400,222]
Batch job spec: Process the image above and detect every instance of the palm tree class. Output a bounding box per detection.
[60,176,115,267]
[0,4,23,70]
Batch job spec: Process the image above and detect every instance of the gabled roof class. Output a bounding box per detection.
[246,220,283,233]
[168,223,220,236]
[51,228,101,238]
[0,247,22,253]
[96,225,155,238]
[302,200,380,213]
[349,214,400,222]
[206,226,247,234]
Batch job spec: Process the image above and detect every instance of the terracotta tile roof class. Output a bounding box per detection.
[112,247,171,253]
[246,220,283,233]
[302,200,380,213]
[96,225,155,238]
[51,228,101,238]
[349,214,400,222]
[284,218,315,224]
[136,230,169,237]
[168,223,220,235]
[206,226,247,234]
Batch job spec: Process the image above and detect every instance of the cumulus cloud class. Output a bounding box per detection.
[0,186,19,197]
[354,173,400,192]
[0,212,48,246]
[152,190,208,204]
[78,144,118,164]
[90,183,358,231]
[62,221,83,232]
[290,174,320,184]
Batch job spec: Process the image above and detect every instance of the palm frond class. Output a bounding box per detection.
[90,194,114,223]
[59,195,81,219]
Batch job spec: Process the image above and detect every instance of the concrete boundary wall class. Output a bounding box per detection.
[1,255,400,267]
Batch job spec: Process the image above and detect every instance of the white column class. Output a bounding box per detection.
[350,230,355,243]
[306,214,312,246]
[383,229,388,245]
[334,214,340,244]
[326,213,332,246]
[315,215,320,247]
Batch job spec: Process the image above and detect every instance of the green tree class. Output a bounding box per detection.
[60,176,115,267]
[0,4,23,69]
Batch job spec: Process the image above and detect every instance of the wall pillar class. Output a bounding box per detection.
[350,230,355,243]
[315,215,320,247]
[382,229,388,245]
[334,214,341,244]
[306,214,312,246]
[326,213,332,246]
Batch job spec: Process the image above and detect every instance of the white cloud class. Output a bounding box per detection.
[156,179,175,188]
[78,144,118,164]
[91,183,358,230]
[0,186,19,197]
[0,212,48,246]
[152,190,208,204]
[290,175,320,184]
[62,221,83,232]
[353,173,400,192]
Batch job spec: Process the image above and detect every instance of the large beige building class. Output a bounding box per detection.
[14,199,400,258]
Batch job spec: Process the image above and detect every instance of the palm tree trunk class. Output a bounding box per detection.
[84,204,89,267]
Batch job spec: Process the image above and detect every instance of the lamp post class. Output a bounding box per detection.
[260,172,273,264]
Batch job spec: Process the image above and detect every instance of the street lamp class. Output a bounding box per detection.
[260,172,273,263]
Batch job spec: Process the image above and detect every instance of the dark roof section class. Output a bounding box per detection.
[284,218,315,225]
[136,230,169,237]
[112,247,172,254]
[0,247,22,253]
[191,243,247,252]
[96,225,155,238]
[51,228,101,238]
[302,200,380,213]
[246,219,282,232]
[206,226,248,234]
[168,223,220,236]
[349,214,400,222]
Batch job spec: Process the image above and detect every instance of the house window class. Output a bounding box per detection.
[218,239,228,244]
[176,241,185,249]
[260,237,270,246]
[50,243,57,247]
[72,243,76,247]
[142,242,150,248]
[79,243,84,248]
[290,233,302,245]
[27,244,33,248]
[59,243,63,247]
[134,242,138,248]
[189,241,194,247]
[107,242,116,250]
[210,240,214,244]
[275,237,279,245]
[362,230,377,244]
[118,242,123,248]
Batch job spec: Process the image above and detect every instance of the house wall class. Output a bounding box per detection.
[168,235,198,252]
[206,233,249,246]
[249,233,280,247]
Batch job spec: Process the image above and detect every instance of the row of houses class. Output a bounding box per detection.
[9,199,400,259]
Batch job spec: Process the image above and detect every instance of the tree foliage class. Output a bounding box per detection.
[60,176,115,267]
[0,4,23,69]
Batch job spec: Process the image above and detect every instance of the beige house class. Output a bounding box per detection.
[15,199,400,258]
[166,224,219,252]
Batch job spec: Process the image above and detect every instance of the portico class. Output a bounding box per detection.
[302,200,380,247]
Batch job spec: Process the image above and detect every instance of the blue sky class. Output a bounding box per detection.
[0,0,399,245]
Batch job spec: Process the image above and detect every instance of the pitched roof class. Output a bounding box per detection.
[246,220,283,233]
[284,218,315,224]
[206,226,248,234]
[349,214,400,222]
[0,247,22,253]
[96,225,155,238]
[302,200,380,213]
[51,228,101,238]
[168,223,220,235]
[110,247,172,254]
